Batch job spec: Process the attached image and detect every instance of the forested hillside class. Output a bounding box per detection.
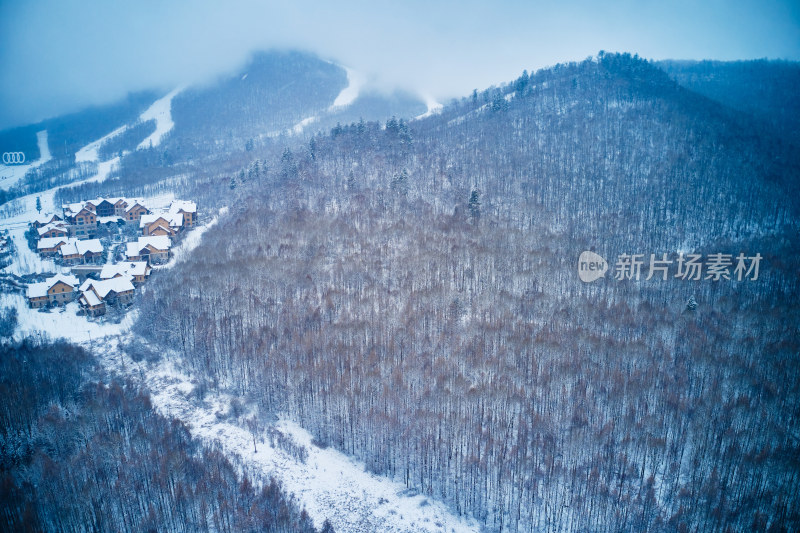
[135,53,800,531]
[0,339,328,532]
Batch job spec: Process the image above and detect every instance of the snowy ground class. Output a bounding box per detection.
[152,206,225,270]
[1,293,136,344]
[91,335,480,533]
[0,130,52,190]
[138,87,183,149]
[291,115,319,135]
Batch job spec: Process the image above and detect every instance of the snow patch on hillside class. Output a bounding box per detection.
[330,66,364,109]
[291,116,318,135]
[138,87,183,149]
[153,209,223,270]
[0,130,52,190]
[93,339,480,533]
[2,225,60,276]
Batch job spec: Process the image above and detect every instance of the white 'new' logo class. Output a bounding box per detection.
[578,251,607,283]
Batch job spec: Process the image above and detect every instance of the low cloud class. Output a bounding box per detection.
[1,0,798,130]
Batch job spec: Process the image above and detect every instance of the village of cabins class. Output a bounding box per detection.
[26,196,197,317]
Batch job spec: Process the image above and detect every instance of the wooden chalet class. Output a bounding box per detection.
[26,274,80,307]
[125,236,171,264]
[37,237,69,256]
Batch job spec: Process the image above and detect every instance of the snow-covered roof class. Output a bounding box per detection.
[37,237,68,250]
[34,213,61,225]
[100,261,149,279]
[65,197,148,217]
[139,235,171,250]
[80,289,103,307]
[26,281,48,298]
[60,238,103,257]
[27,274,79,298]
[48,274,79,288]
[78,239,103,254]
[79,278,94,293]
[139,213,166,227]
[125,242,141,258]
[125,236,170,258]
[139,211,183,229]
[83,276,135,299]
[97,216,123,224]
[63,202,84,216]
[37,222,67,236]
[125,201,148,213]
[170,200,197,213]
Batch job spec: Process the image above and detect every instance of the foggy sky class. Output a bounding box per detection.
[1,0,799,130]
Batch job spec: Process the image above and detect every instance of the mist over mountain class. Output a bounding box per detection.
[0,50,427,208]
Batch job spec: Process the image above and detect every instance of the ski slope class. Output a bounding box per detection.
[138,87,183,149]
[330,66,365,110]
[75,125,128,163]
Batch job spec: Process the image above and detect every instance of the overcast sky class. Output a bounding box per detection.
[1,0,798,130]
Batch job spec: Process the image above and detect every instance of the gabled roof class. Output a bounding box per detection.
[170,200,197,214]
[60,238,103,257]
[34,213,61,225]
[125,201,149,214]
[26,281,49,298]
[82,276,135,299]
[37,222,68,236]
[139,235,171,251]
[27,274,79,298]
[139,213,170,228]
[168,212,184,227]
[37,237,69,250]
[48,274,79,288]
[125,242,142,258]
[79,289,103,307]
[79,278,94,293]
[100,261,149,279]
[125,236,171,258]
[63,202,84,216]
